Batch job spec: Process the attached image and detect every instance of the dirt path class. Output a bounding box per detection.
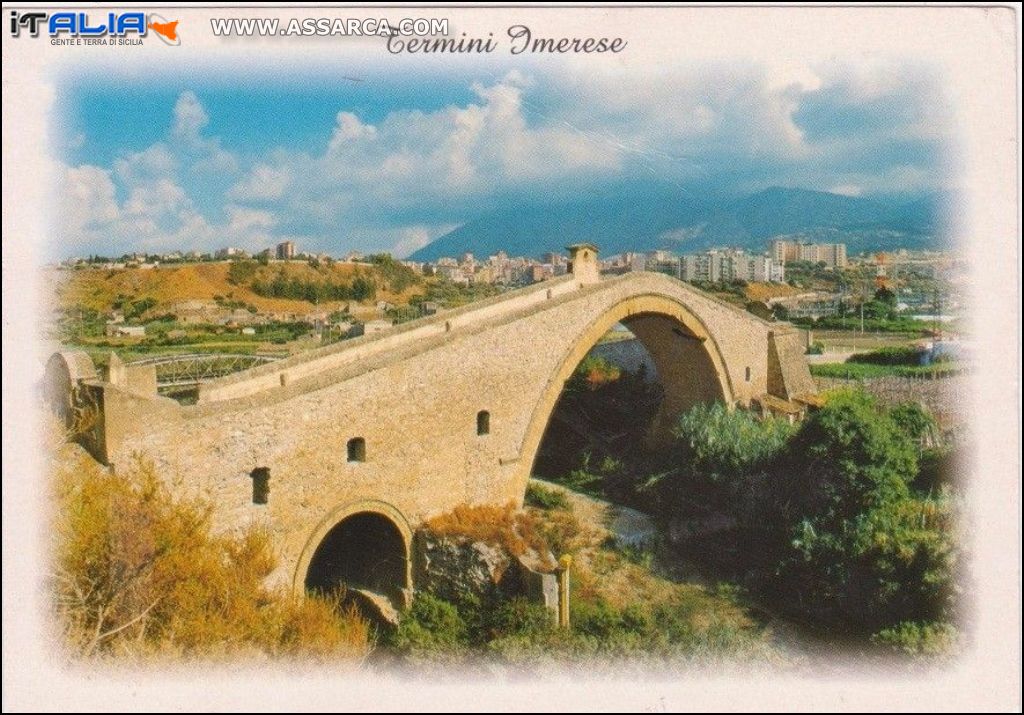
[530,477,657,546]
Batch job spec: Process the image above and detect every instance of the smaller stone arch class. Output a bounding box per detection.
[293,499,413,602]
[43,351,98,423]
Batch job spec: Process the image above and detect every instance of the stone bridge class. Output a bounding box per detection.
[46,246,816,609]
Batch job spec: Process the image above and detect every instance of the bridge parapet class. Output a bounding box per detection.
[196,272,585,403]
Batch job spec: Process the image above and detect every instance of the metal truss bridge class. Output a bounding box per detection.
[129,353,283,390]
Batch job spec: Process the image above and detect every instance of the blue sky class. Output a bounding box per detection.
[55,61,956,259]
[63,75,481,167]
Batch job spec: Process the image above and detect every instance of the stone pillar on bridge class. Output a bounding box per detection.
[567,243,600,285]
[105,352,127,387]
[104,352,157,396]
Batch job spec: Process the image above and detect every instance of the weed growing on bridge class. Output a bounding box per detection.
[49,440,370,660]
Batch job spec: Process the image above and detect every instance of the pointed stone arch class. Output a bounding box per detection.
[512,292,735,499]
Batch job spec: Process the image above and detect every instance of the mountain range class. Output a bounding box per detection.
[407,186,953,261]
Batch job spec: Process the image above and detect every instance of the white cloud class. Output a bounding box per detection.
[57,66,951,258]
[192,145,238,175]
[57,158,266,253]
[328,111,377,151]
[390,226,432,258]
[113,144,177,185]
[537,65,824,173]
[766,61,823,94]
[172,90,209,142]
[168,90,239,174]
[301,71,621,216]
[123,179,189,218]
[830,183,864,197]
[59,164,119,233]
[226,205,276,233]
[228,164,292,201]
[56,163,285,254]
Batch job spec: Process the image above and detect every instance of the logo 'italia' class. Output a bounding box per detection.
[8,10,180,44]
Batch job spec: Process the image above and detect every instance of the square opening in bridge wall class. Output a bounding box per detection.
[250,467,270,505]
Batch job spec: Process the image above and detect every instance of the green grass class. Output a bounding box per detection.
[810,362,962,379]
[791,316,939,333]
[525,482,571,511]
[69,342,285,367]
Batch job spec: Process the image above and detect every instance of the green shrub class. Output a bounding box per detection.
[914,447,963,492]
[848,346,923,366]
[609,539,656,569]
[552,451,625,499]
[487,597,554,639]
[389,593,468,655]
[648,392,961,653]
[572,597,625,639]
[525,482,570,511]
[673,402,794,486]
[226,260,258,285]
[783,390,916,520]
[367,253,422,293]
[568,355,622,391]
[646,402,794,517]
[810,362,958,379]
[776,390,956,631]
[889,402,936,441]
[619,603,653,633]
[533,508,582,556]
[871,620,959,656]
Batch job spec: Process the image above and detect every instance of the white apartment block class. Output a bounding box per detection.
[679,249,785,283]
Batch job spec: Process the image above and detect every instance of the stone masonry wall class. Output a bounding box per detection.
[91,271,810,591]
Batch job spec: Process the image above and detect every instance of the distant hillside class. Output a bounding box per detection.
[51,260,423,316]
[728,187,888,239]
[412,189,709,261]
[408,186,951,261]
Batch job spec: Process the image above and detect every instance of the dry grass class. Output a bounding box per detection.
[743,282,805,302]
[50,440,370,661]
[423,503,558,571]
[534,508,585,556]
[48,261,422,316]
